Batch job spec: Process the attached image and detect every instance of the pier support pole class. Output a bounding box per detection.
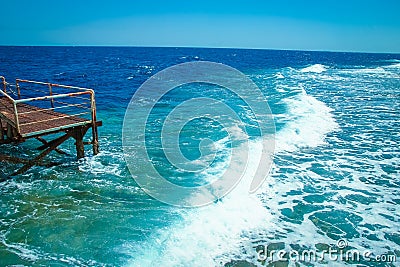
[0,120,3,141]
[6,123,12,139]
[74,127,85,159]
[92,125,99,155]
[6,123,17,140]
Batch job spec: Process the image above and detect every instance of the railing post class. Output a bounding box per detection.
[1,76,6,93]
[13,102,21,135]
[48,83,55,108]
[6,123,13,139]
[75,127,85,159]
[90,91,99,155]
[16,79,21,99]
[0,119,3,141]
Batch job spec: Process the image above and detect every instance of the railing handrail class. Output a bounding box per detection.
[15,90,92,104]
[16,79,94,93]
[0,87,15,102]
[0,76,98,138]
[0,78,21,134]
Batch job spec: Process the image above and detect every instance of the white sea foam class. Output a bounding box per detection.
[385,62,400,69]
[125,139,272,267]
[275,86,287,93]
[2,243,41,261]
[275,88,339,152]
[275,72,285,79]
[78,151,125,177]
[337,66,400,79]
[351,67,387,74]
[380,59,400,63]
[125,86,340,266]
[300,64,327,73]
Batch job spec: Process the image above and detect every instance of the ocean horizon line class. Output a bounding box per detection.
[1,44,400,55]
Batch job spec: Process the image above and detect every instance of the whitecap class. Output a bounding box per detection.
[300,64,327,73]
[275,89,339,152]
[385,63,400,69]
[77,151,125,177]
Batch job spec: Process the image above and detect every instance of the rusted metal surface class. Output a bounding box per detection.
[36,136,68,155]
[0,119,3,140]
[0,78,99,138]
[12,131,73,176]
[0,76,6,93]
[90,91,100,155]
[0,154,60,167]
[0,97,89,137]
[0,76,102,175]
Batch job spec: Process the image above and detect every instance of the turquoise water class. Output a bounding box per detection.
[0,47,399,266]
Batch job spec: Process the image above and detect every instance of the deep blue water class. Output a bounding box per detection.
[0,46,399,266]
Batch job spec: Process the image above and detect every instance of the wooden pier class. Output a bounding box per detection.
[0,76,101,176]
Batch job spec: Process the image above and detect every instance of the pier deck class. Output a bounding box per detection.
[0,76,101,176]
[0,97,89,138]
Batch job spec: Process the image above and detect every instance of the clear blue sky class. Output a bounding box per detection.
[1,0,399,53]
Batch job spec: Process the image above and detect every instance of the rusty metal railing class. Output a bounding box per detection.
[0,76,20,135]
[1,76,6,93]
[0,77,98,141]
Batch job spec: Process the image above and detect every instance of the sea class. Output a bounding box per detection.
[0,46,399,266]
